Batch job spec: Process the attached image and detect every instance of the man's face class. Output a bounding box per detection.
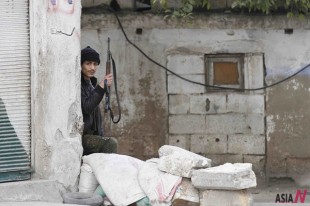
[81,61,99,79]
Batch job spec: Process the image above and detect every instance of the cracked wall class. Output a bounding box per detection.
[31,0,83,191]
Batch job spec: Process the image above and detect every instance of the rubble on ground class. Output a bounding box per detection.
[158,145,212,178]
[191,163,257,190]
[79,145,257,206]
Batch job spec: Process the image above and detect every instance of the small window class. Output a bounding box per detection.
[206,54,244,91]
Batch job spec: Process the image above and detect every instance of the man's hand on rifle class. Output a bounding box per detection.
[99,73,113,89]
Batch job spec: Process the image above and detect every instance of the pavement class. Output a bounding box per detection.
[0,178,309,206]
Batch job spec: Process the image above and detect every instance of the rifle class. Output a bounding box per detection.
[104,37,121,124]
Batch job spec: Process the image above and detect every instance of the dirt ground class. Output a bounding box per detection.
[251,178,310,205]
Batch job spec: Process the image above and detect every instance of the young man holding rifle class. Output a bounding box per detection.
[80,46,117,155]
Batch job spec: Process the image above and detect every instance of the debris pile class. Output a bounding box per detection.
[78,145,256,206]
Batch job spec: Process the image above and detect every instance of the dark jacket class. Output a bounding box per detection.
[81,76,107,136]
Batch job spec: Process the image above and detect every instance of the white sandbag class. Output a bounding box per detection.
[78,163,99,193]
[138,158,182,206]
[83,153,146,206]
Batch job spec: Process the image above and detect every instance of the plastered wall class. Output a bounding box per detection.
[31,0,83,191]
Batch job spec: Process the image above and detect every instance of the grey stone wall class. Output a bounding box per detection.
[81,11,310,182]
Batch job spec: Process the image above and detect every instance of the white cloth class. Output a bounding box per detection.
[138,158,182,206]
[83,153,146,206]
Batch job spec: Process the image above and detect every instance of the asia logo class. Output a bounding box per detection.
[275,189,308,203]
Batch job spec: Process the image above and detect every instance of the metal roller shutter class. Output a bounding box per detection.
[0,0,31,182]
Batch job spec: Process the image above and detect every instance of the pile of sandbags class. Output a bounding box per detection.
[78,145,256,206]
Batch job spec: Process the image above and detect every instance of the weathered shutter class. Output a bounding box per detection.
[0,0,31,182]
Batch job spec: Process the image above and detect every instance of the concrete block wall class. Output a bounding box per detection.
[167,53,266,180]
[82,12,310,181]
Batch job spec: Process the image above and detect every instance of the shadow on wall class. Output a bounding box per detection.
[0,97,30,182]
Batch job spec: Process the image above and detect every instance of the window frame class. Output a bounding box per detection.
[205,54,245,91]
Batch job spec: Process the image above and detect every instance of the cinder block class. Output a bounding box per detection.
[190,134,227,154]
[244,155,266,181]
[206,114,265,135]
[169,94,190,114]
[228,135,265,155]
[158,145,212,178]
[227,94,264,114]
[191,163,257,190]
[167,54,205,75]
[199,189,253,206]
[243,155,266,175]
[168,74,205,94]
[168,134,190,150]
[205,154,243,167]
[169,115,205,134]
[172,178,199,206]
[246,114,265,135]
[244,53,264,93]
[205,114,248,134]
[190,94,226,114]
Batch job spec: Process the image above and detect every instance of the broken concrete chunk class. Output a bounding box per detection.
[172,178,199,206]
[191,163,257,190]
[200,189,253,206]
[158,145,211,178]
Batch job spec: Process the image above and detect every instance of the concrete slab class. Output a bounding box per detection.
[0,202,85,206]
[200,189,253,206]
[191,163,256,190]
[158,145,211,177]
[0,180,63,203]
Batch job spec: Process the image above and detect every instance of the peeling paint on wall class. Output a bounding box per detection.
[266,115,275,142]
[48,0,75,14]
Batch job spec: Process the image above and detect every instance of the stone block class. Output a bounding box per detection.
[169,115,205,134]
[168,74,205,94]
[206,114,248,134]
[172,178,199,206]
[228,135,265,155]
[169,134,190,150]
[190,94,226,114]
[0,180,63,202]
[205,114,265,135]
[200,189,253,206]
[205,154,243,166]
[243,155,266,177]
[190,134,227,154]
[244,54,264,93]
[227,94,264,114]
[246,114,265,135]
[158,145,211,177]
[169,94,190,114]
[167,54,205,75]
[191,163,257,190]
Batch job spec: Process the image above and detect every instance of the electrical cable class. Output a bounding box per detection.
[105,5,310,91]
